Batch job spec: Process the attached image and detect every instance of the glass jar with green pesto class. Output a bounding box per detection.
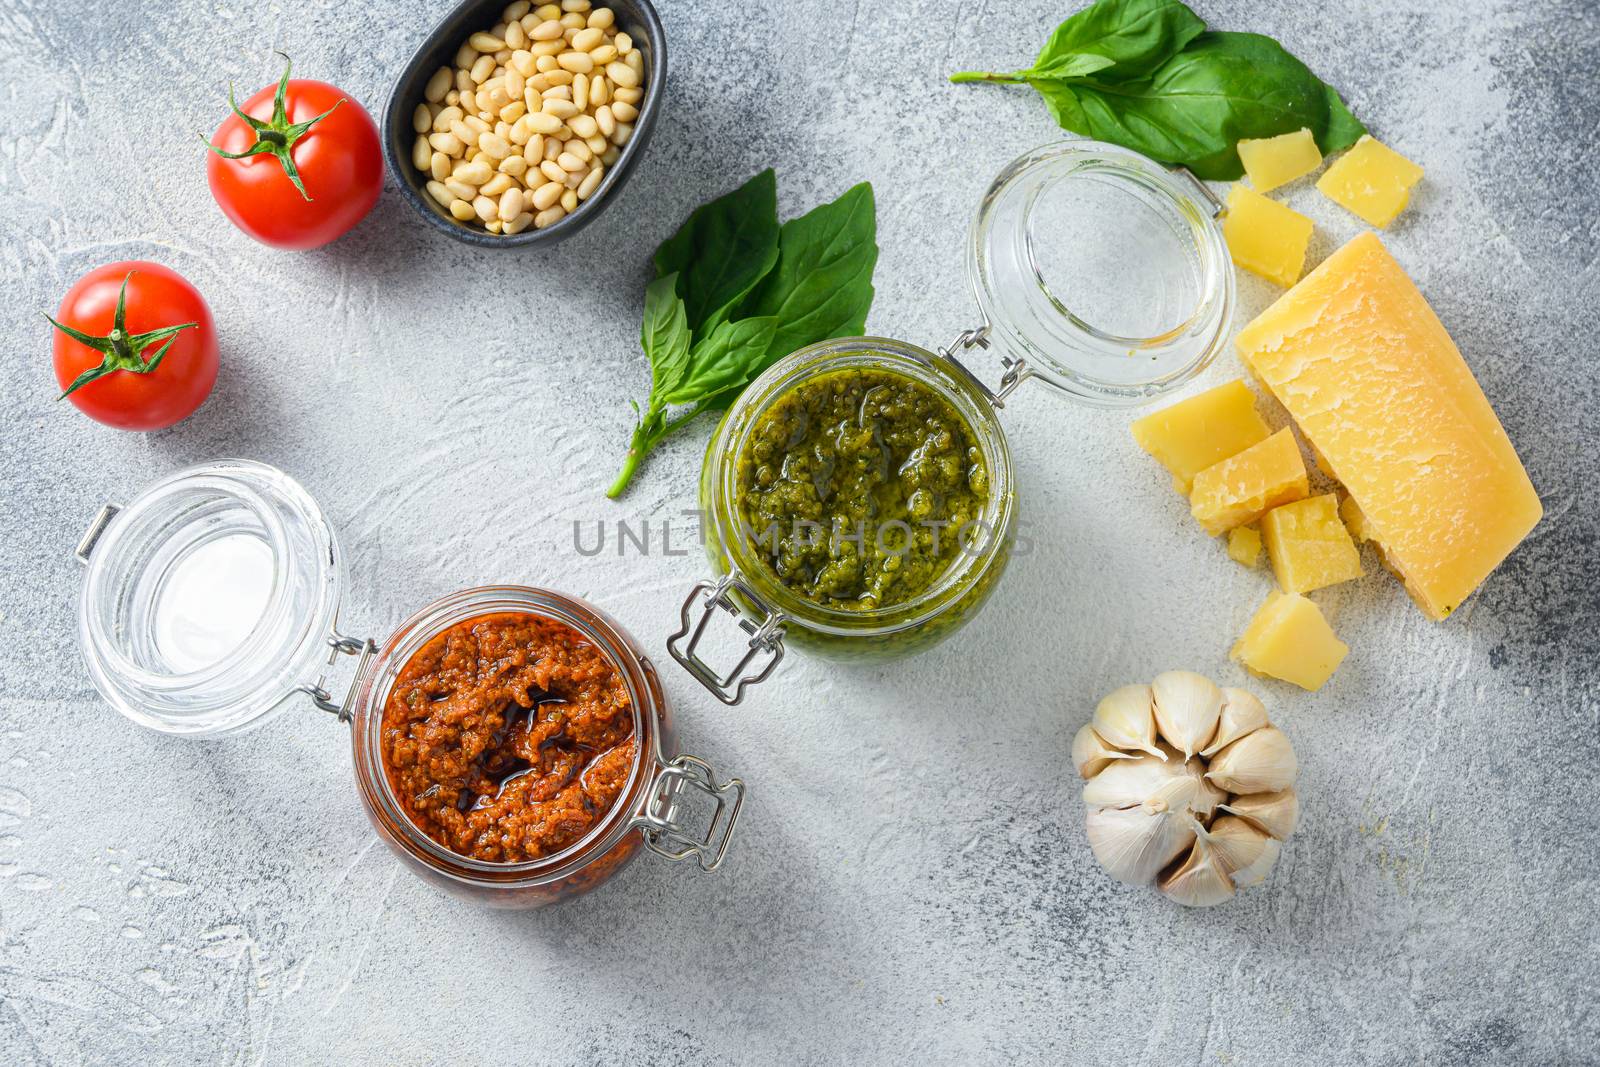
[670,141,1234,704]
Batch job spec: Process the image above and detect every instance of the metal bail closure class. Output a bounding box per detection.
[667,575,785,706]
[940,324,1030,409]
[1172,164,1227,219]
[634,754,745,872]
[75,503,122,564]
[296,630,378,724]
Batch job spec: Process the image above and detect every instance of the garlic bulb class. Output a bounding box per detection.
[1075,672,1300,907]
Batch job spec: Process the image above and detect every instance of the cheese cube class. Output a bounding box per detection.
[1227,526,1262,568]
[1238,128,1322,193]
[1222,185,1314,287]
[1339,495,1370,543]
[1189,429,1309,536]
[1261,494,1363,594]
[1130,380,1272,493]
[1316,135,1424,228]
[1237,233,1541,619]
[1232,591,1348,691]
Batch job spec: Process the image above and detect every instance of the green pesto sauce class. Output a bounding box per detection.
[735,366,990,611]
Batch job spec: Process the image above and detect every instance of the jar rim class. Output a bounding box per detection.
[705,337,1017,637]
[350,585,658,884]
[968,139,1235,406]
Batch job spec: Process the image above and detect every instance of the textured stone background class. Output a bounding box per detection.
[1,0,1596,1063]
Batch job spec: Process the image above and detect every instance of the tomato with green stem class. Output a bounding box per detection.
[48,262,218,431]
[205,54,382,250]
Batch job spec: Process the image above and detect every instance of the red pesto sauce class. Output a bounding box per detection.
[380,612,637,863]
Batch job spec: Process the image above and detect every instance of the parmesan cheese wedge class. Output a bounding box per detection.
[1236,232,1541,619]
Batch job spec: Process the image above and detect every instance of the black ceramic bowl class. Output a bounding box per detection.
[382,0,665,248]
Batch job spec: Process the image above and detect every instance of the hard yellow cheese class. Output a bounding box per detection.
[1261,494,1363,593]
[1228,525,1262,568]
[1237,233,1541,619]
[1316,135,1423,228]
[1233,591,1348,691]
[1131,379,1271,493]
[1238,128,1322,193]
[1189,428,1309,536]
[1223,185,1314,287]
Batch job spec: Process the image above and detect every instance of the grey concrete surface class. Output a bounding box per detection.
[1,0,1597,1063]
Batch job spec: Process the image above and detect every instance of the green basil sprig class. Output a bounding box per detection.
[607,170,877,498]
[952,0,1364,180]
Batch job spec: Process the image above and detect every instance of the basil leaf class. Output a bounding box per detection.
[735,181,877,374]
[952,0,1203,84]
[1321,83,1365,156]
[1034,0,1206,81]
[1034,32,1364,179]
[642,273,691,406]
[653,169,780,335]
[660,316,779,406]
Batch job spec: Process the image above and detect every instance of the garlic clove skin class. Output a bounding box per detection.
[1205,726,1298,794]
[1204,814,1271,873]
[1082,751,1197,811]
[1072,724,1137,779]
[1151,670,1223,758]
[1086,805,1197,886]
[1092,685,1165,759]
[1219,788,1299,841]
[1199,688,1270,757]
[1229,837,1282,888]
[1157,830,1235,907]
[1191,763,1228,818]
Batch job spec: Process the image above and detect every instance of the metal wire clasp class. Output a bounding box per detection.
[1172,165,1226,218]
[296,631,378,723]
[667,575,786,706]
[634,754,745,872]
[940,324,1030,408]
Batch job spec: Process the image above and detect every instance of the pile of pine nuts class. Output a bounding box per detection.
[409,0,645,235]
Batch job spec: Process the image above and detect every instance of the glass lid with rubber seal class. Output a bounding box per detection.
[74,459,354,737]
[958,140,1234,406]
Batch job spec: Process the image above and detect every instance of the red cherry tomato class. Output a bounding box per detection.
[205,56,382,250]
[50,262,218,431]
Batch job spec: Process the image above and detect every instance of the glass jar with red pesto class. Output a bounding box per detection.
[73,460,741,908]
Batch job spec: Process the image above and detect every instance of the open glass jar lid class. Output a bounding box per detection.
[75,460,744,904]
[75,459,346,736]
[666,140,1233,702]
[957,139,1231,405]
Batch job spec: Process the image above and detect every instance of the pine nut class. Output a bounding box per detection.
[526,111,563,134]
[445,178,477,200]
[425,66,452,102]
[504,21,528,49]
[560,188,578,211]
[543,69,575,86]
[482,174,514,198]
[454,159,494,185]
[572,72,589,110]
[609,100,637,123]
[531,19,563,40]
[565,138,593,161]
[464,115,490,134]
[410,103,430,132]
[429,131,465,156]
[450,199,476,221]
[557,151,586,172]
[460,88,479,113]
[624,50,642,73]
[585,133,607,155]
[534,205,566,228]
[542,98,579,119]
[445,89,460,106]
[571,27,604,51]
[558,51,594,73]
[605,61,638,88]
[610,122,632,146]
[505,67,526,99]
[486,219,504,234]
[501,101,527,124]
[473,195,497,222]
[600,145,619,166]
[590,75,610,106]
[471,32,506,52]
[560,12,585,29]
[535,53,559,72]
[588,44,618,65]
[613,85,641,104]
[542,85,573,101]
[498,187,525,221]
[426,180,453,206]
[567,113,598,139]
[531,181,564,210]
[536,3,560,18]
[511,50,536,76]
[614,31,632,54]
[411,134,431,169]
[433,105,462,132]
[505,211,534,234]
[577,164,604,199]
[470,55,496,82]
[478,132,512,160]
[504,0,531,19]
[524,135,545,163]
[543,137,563,160]
[562,0,591,12]
[587,7,613,29]
[454,68,473,92]
[539,159,567,183]
[499,154,529,177]
[430,152,452,180]
[595,104,615,137]
[455,43,477,68]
